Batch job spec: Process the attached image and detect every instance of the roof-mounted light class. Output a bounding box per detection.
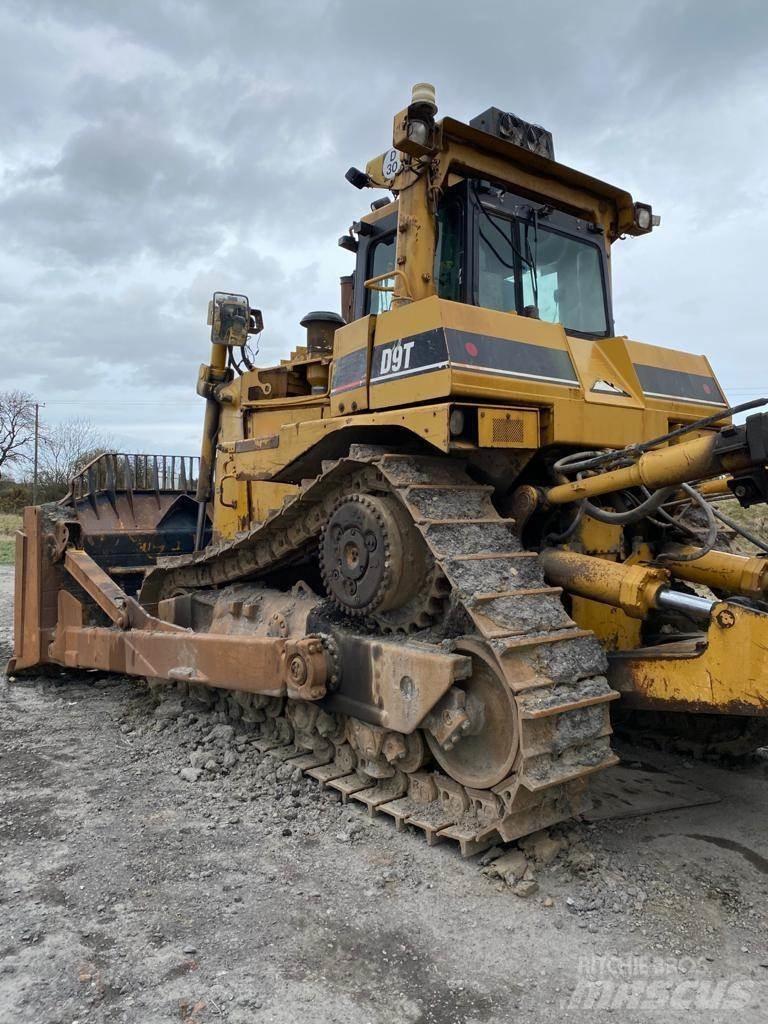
[470,107,555,160]
[633,202,661,233]
[345,166,371,189]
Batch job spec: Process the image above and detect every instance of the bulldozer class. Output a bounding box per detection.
[11,83,768,855]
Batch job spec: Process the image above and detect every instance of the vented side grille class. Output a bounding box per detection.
[492,417,525,444]
[477,407,539,449]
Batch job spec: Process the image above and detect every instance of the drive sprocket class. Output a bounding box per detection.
[319,492,445,632]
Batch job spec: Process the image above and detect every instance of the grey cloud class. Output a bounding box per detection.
[2,0,768,454]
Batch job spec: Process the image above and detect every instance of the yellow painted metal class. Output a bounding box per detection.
[546,431,753,505]
[390,161,437,308]
[564,335,644,409]
[609,602,768,715]
[428,121,636,240]
[573,515,624,557]
[663,546,768,599]
[367,297,693,440]
[195,340,232,508]
[571,596,643,653]
[330,315,375,416]
[365,113,640,240]
[477,407,538,448]
[211,401,459,539]
[696,477,732,497]
[564,515,643,650]
[540,548,669,619]
[251,482,300,524]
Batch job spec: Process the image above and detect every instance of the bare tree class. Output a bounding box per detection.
[36,417,115,500]
[0,390,36,479]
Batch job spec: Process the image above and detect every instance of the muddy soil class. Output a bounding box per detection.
[1,565,767,1022]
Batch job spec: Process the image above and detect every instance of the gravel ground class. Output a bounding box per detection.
[1,564,767,1023]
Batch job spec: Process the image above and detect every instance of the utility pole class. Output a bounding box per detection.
[32,402,44,505]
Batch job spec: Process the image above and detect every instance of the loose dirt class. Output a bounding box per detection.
[1,566,766,1022]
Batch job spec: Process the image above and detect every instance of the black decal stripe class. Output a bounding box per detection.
[445,329,579,385]
[370,328,448,380]
[634,363,726,406]
[370,327,578,388]
[331,348,367,393]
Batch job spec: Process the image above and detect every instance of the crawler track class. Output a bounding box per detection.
[143,449,619,854]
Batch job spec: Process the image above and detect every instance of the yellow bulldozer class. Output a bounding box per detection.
[11,84,768,855]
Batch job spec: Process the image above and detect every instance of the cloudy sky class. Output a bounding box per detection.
[2,0,767,454]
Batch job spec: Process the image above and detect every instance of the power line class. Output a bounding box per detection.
[41,400,195,407]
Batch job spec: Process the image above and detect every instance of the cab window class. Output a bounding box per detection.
[366,233,396,314]
[521,227,607,335]
[477,209,608,335]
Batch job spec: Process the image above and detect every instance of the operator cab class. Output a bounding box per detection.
[351,181,614,338]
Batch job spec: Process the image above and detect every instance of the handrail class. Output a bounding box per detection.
[63,452,200,512]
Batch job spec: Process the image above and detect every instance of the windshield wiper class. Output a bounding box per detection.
[524,208,539,310]
[471,182,535,272]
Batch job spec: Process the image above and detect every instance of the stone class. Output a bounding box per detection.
[519,830,565,866]
[154,700,184,720]
[190,750,208,769]
[205,724,235,744]
[179,767,201,783]
[513,879,539,898]
[487,849,528,884]
[479,846,504,867]
[222,750,239,769]
[566,846,596,873]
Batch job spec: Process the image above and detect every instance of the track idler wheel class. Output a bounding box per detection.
[320,493,441,631]
[424,642,519,790]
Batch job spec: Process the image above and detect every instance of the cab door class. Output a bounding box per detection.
[352,212,397,320]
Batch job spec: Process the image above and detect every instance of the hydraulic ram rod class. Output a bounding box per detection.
[540,549,714,621]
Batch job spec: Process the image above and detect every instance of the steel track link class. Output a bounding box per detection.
[143,447,620,855]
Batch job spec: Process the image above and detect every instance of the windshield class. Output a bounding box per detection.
[477,209,608,335]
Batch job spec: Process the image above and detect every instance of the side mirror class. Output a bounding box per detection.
[207,292,264,346]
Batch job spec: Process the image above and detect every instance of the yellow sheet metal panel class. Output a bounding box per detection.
[369,296,581,411]
[227,402,453,493]
[610,602,768,715]
[251,482,299,525]
[549,399,668,448]
[571,596,642,653]
[625,339,727,412]
[330,315,375,416]
[477,407,538,448]
[565,335,645,409]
